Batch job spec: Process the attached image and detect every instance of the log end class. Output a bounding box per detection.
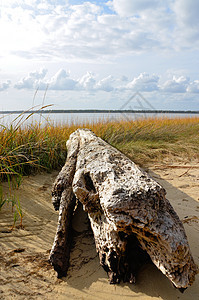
[98,233,151,285]
[49,250,69,278]
[177,287,187,294]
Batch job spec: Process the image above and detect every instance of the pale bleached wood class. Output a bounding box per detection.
[49,132,79,278]
[50,129,198,291]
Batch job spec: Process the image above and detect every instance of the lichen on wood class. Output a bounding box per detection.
[49,129,198,291]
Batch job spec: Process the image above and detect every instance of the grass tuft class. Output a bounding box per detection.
[0,114,199,226]
[1,115,199,179]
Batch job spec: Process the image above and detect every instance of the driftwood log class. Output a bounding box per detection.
[49,129,198,291]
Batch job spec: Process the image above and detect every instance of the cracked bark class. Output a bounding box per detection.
[49,132,79,278]
[50,129,198,291]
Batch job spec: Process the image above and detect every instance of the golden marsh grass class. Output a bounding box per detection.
[0,114,198,227]
[0,116,199,181]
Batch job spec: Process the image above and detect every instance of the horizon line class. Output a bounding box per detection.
[0,109,199,114]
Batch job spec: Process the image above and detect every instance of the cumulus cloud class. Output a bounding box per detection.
[48,69,77,90]
[78,72,96,90]
[14,69,47,89]
[13,68,199,96]
[96,75,114,92]
[0,80,11,91]
[127,73,159,92]
[161,76,190,93]
[14,68,78,91]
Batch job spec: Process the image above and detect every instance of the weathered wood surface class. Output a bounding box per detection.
[49,133,79,277]
[50,129,198,291]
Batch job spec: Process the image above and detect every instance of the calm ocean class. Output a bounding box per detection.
[0,112,198,127]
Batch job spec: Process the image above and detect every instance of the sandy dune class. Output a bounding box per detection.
[0,163,199,300]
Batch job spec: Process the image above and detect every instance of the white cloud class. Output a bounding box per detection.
[14,69,47,89]
[187,81,199,93]
[0,1,199,111]
[96,75,114,92]
[112,0,161,17]
[13,69,126,92]
[127,73,159,92]
[11,68,199,98]
[173,0,199,28]
[48,69,77,90]
[0,5,46,56]
[78,72,96,90]
[30,69,47,80]
[71,2,101,16]
[161,76,189,93]
[14,68,78,90]
[172,0,199,48]
[0,80,11,91]
[0,1,170,62]
[0,0,199,63]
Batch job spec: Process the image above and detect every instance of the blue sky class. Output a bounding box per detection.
[0,0,199,111]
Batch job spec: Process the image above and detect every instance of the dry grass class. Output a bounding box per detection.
[106,117,199,166]
[0,114,198,225]
[0,116,199,182]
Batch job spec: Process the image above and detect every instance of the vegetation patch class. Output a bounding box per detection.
[0,113,199,228]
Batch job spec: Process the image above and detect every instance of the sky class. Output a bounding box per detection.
[0,0,199,111]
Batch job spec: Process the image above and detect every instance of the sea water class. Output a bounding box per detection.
[0,112,198,127]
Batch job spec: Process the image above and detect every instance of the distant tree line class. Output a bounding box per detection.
[0,109,199,114]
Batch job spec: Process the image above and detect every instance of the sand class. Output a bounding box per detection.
[0,162,199,300]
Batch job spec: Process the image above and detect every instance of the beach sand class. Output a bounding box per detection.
[0,163,199,300]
